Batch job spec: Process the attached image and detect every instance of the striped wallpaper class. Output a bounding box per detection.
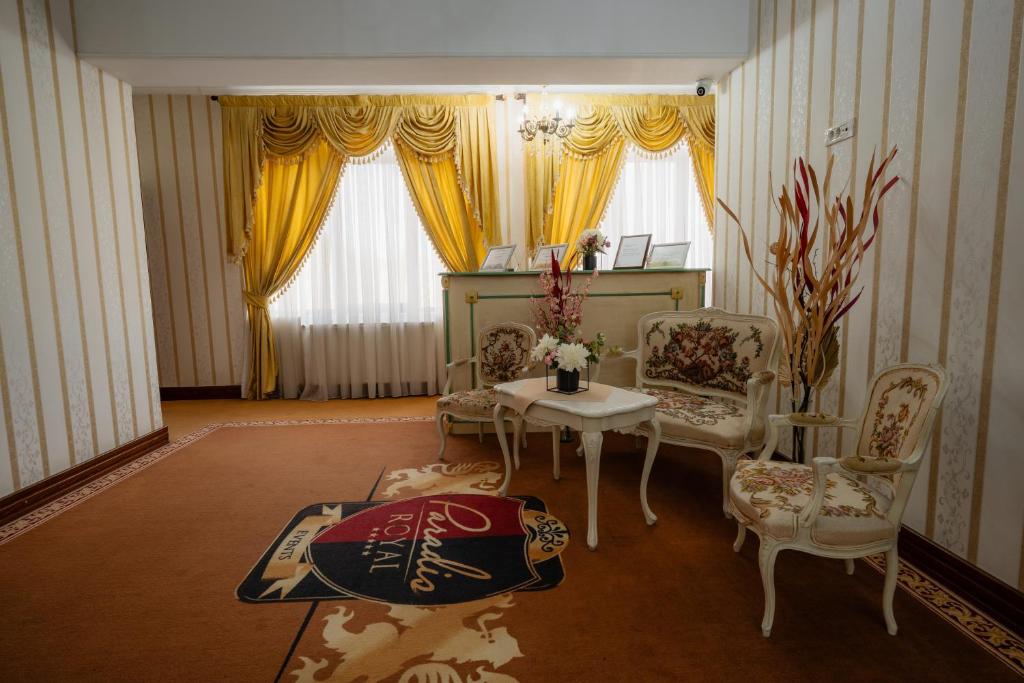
[132,95,244,389]
[714,0,1024,589]
[0,0,162,497]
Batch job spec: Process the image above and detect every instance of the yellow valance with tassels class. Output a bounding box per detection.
[220,94,500,399]
[525,93,715,260]
[220,94,501,260]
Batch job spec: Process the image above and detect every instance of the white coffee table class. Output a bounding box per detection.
[492,379,661,550]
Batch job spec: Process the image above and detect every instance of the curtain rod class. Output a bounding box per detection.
[211,94,505,102]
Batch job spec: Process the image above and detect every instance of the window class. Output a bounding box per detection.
[270,145,445,400]
[271,145,444,326]
[598,142,713,278]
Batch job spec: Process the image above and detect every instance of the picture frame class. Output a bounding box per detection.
[530,243,568,270]
[612,234,652,270]
[646,241,691,269]
[479,244,517,272]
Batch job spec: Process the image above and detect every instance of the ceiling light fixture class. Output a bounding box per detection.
[515,92,575,144]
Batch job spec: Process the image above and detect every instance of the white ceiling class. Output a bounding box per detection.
[73,0,752,93]
[115,58,740,95]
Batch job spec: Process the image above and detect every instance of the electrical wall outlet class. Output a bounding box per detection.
[825,118,856,146]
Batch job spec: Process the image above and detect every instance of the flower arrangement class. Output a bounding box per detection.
[577,228,611,271]
[531,253,607,391]
[717,147,899,461]
[531,252,594,344]
[555,342,591,372]
[531,333,607,371]
[577,228,611,257]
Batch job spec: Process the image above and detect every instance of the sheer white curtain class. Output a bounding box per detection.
[598,143,713,300]
[270,144,446,400]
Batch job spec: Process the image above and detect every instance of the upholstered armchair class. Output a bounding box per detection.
[729,363,949,637]
[436,322,536,464]
[620,308,780,516]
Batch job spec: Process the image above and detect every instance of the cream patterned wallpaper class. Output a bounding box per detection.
[0,0,162,497]
[132,94,244,389]
[714,0,1023,589]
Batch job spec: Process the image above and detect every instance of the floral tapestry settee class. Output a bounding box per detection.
[619,308,781,516]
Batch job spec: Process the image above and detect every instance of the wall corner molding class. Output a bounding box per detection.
[0,427,170,526]
[159,385,242,401]
[898,525,1024,635]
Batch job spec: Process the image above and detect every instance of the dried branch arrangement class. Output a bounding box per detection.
[718,147,898,458]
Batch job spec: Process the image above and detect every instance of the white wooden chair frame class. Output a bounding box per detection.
[436,322,536,466]
[730,363,949,637]
[619,308,781,516]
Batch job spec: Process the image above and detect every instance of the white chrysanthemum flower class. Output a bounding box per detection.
[555,342,589,372]
[531,334,559,362]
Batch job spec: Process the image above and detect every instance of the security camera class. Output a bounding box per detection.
[695,79,713,97]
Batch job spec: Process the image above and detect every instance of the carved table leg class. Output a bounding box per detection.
[511,417,521,470]
[581,431,604,550]
[435,411,447,461]
[640,419,661,525]
[494,405,513,496]
[551,426,561,480]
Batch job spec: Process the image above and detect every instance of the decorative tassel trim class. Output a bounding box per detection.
[631,135,689,160]
[346,141,392,165]
[392,141,463,271]
[560,131,626,161]
[267,158,348,305]
[589,145,630,232]
[233,135,320,264]
[452,122,486,231]
[236,104,497,268]
[231,158,265,265]
[684,135,715,237]
[404,148,457,164]
[270,139,325,166]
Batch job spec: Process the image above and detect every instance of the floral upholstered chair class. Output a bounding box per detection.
[436,322,536,464]
[621,308,780,516]
[729,364,949,637]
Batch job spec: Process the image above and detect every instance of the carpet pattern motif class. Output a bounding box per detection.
[0,417,1020,681]
[238,494,567,604]
[862,554,1023,674]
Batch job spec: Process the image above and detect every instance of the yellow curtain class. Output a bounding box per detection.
[243,141,344,399]
[546,105,635,263]
[221,94,501,260]
[680,104,716,230]
[525,137,561,255]
[549,140,627,264]
[525,94,716,262]
[394,140,485,272]
[220,95,501,399]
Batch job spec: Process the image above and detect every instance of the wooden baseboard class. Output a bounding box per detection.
[160,385,241,401]
[0,426,169,526]
[898,525,1023,632]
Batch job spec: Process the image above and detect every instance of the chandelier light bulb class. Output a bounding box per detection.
[517,94,574,144]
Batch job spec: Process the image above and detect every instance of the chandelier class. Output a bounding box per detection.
[516,94,575,143]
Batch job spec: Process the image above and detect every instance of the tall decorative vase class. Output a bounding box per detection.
[583,253,597,271]
[556,368,580,392]
[790,385,813,464]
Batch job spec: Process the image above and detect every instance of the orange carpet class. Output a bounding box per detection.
[0,418,1019,681]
